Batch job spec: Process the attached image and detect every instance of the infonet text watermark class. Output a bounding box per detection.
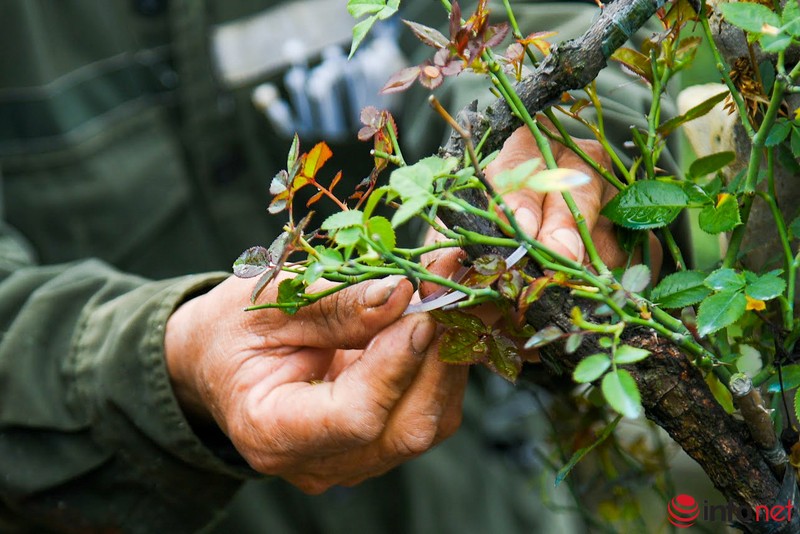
[667,494,794,528]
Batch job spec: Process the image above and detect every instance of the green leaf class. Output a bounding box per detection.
[705,268,745,291]
[485,336,522,382]
[621,264,651,293]
[286,133,300,171]
[322,209,364,231]
[746,270,786,300]
[706,372,735,414]
[391,195,430,227]
[333,226,362,246]
[439,329,485,364]
[349,16,379,59]
[611,47,653,84]
[651,270,712,308]
[493,159,540,191]
[573,354,611,383]
[795,389,800,428]
[792,127,800,157]
[389,160,436,199]
[347,0,400,57]
[615,345,651,365]
[277,277,306,315]
[765,119,792,147]
[784,0,800,36]
[719,3,781,34]
[602,369,642,419]
[430,310,489,334]
[601,181,688,230]
[658,90,728,136]
[347,0,388,18]
[789,216,800,240]
[696,289,747,337]
[761,33,792,53]
[698,193,741,234]
[766,364,800,392]
[688,151,736,178]
[525,325,563,349]
[565,333,583,354]
[366,216,396,250]
[555,415,621,487]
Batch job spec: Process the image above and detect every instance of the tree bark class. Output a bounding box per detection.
[436,0,796,531]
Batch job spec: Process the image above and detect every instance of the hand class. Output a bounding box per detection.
[422,125,662,286]
[164,274,467,494]
[485,125,662,270]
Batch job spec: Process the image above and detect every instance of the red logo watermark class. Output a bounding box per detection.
[668,494,699,528]
[667,494,794,528]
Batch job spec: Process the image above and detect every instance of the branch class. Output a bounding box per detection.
[436,0,796,530]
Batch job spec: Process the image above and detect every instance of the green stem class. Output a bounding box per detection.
[723,53,800,268]
[661,227,686,271]
[542,109,626,190]
[700,15,756,139]
[386,120,406,166]
[501,0,539,67]
[372,149,404,167]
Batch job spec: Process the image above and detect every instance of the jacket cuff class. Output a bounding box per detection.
[69,272,257,479]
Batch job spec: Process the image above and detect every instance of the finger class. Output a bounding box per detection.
[253,314,437,459]
[317,339,469,487]
[263,275,414,349]
[418,248,465,298]
[537,150,607,262]
[485,127,548,237]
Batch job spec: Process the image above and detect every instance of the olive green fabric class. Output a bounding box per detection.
[0,1,673,533]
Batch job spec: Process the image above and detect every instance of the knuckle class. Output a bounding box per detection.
[343,407,386,445]
[389,417,439,457]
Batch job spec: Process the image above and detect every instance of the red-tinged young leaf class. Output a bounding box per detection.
[302,142,333,180]
[439,329,485,364]
[330,170,343,192]
[518,275,552,315]
[419,64,444,90]
[484,23,510,48]
[485,335,522,382]
[430,310,489,334]
[449,0,462,39]
[519,30,557,56]
[403,19,449,48]
[610,47,653,84]
[306,190,325,207]
[498,270,523,300]
[381,66,420,94]
[233,246,270,278]
[473,254,506,276]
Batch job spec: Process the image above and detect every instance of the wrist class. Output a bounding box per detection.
[165,294,214,425]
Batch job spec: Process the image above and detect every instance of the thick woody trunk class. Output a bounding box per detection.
[436,0,796,531]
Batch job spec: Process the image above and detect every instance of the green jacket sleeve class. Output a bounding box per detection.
[0,224,254,533]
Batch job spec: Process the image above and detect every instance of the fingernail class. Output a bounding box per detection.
[514,208,539,237]
[410,317,436,355]
[551,229,584,261]
[363,275,404,308]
